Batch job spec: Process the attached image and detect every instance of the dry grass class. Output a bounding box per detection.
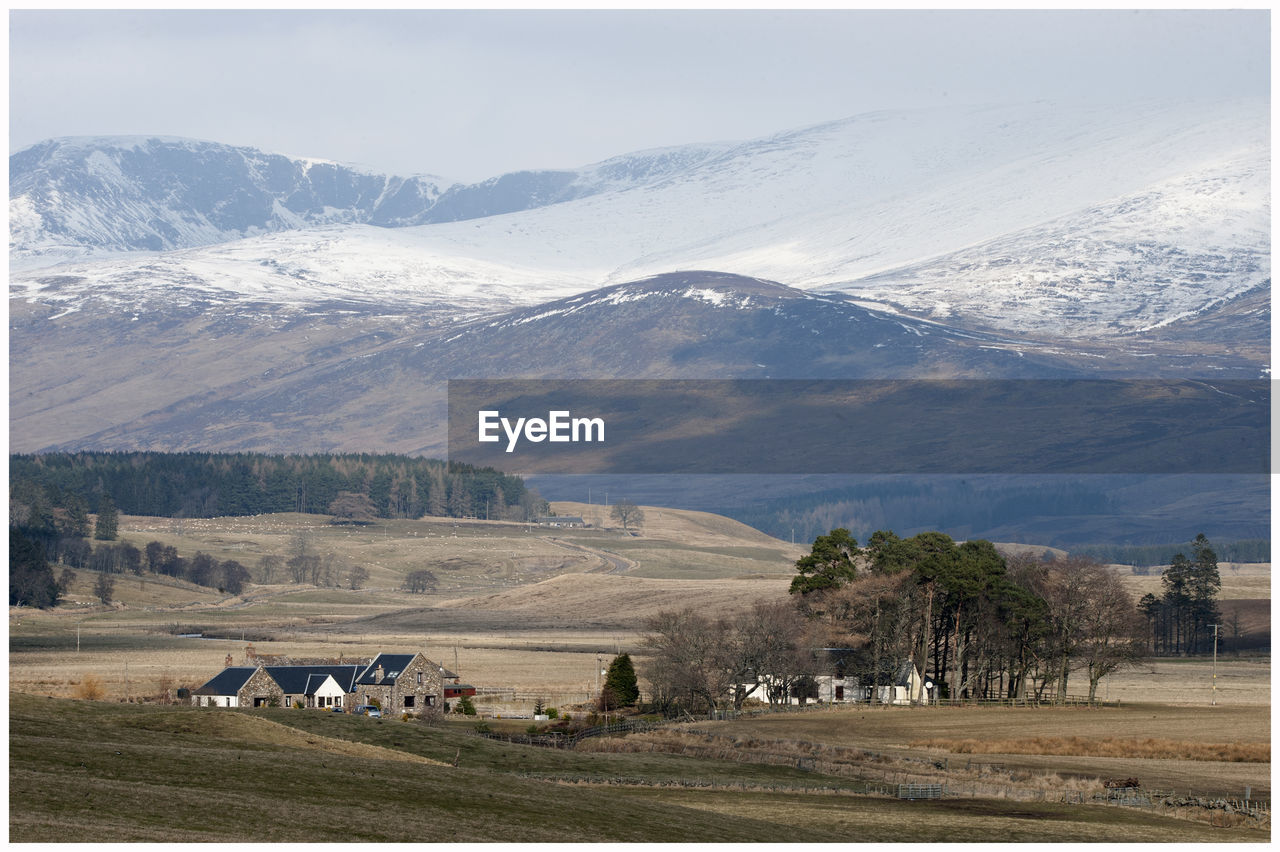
[549,500,802,551]
[436,572,789,623]
[1100,657,1271,705]
[125,709,451,766]
[692,703,1272,798]
[1113,562,1270,602]
[909,736,1269,763]
[622,788,1265,843]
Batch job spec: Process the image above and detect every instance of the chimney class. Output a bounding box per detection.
[375,664,384,683]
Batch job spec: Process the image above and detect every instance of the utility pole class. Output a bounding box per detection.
[1212,623,1220,705]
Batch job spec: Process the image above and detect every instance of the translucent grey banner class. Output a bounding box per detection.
[447,379,1270,475]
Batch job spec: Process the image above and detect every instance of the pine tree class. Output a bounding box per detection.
[93,496,119,541]
[789,528,859,595]
[604,653,640,706]
[1188,534,1222,655]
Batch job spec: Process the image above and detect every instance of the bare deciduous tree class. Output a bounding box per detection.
[348,563,370,590]
[93,572,115,605]
[257,553,281,584]
[402,569,438,594]
[610,499,645,533]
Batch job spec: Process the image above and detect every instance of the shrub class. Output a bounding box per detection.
[547,707,559,719]
[72,674,106,701]
[457,695,476,716]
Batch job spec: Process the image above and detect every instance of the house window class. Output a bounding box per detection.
[417,671,422,685]
[404,695,415,708]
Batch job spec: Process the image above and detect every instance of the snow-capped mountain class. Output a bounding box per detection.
[9,134,730,269]
[8,99,1269,454]
[11,98,1268,342]
[10,136,451,266]
[831,148,1270,337]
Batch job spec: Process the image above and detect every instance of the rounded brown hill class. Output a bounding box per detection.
[437,572,790,627]
[548,500,790,548]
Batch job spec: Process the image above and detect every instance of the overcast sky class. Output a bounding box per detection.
[10,9,1269,183]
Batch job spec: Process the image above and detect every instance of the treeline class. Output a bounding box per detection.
[730,479,1115,546]
[10,452,547,521]
[9,483,252,606]
[643,529,1206,715]
[1074,538,1269,568]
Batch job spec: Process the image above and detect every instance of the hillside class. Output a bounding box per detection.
[433,573,790,629]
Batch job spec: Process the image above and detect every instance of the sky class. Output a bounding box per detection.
[9,9,1270,183]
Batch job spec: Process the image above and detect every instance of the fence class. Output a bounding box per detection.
[898,784,944,800]
[467,702,1265,827]
[927,695,1120,708]
[476,718,662,750]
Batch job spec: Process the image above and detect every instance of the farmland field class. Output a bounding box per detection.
[9,695,1267,843]
[9,506,1270,841]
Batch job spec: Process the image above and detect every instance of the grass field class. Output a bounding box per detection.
[673,702,1270,800]
[10,507,1270,841]
[9,694,1266,843]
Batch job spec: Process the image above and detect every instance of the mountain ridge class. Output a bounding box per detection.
[12,98,1267,343]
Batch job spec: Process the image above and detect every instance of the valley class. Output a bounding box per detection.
[9,503,1270,842]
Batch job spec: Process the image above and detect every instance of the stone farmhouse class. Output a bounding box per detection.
[192,652,444,714]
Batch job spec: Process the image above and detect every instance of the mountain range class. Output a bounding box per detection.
[9,97,1270,460]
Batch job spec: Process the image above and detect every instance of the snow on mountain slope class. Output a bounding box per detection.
[10,98,1268,339]
[9,224,594,320]
[827,149,1270,337]
[9,136,449,266]
[380,98,1265,286]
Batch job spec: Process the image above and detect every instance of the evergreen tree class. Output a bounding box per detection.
[604,653,640,706]
[10,528,59,608]
[64,494,91,538]
[1189,534,1222,655]
[789,528,859,595]
[93,495,119,541]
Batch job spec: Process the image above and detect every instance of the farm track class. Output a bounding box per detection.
[544,536,638,574]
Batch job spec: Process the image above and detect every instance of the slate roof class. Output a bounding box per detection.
[266,665,362,695]
[356,653,418,686]
[893,661,919,688]
[192,666,258,696]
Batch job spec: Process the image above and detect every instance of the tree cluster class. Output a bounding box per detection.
[402,569,439,594]
[642,528,1159,714]
[8,477,255,605]
[1137,534,1222,655]
[138,542,251,594]
[642,600,810,716]
[11,452,548,523]
[793,529,1148,702]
